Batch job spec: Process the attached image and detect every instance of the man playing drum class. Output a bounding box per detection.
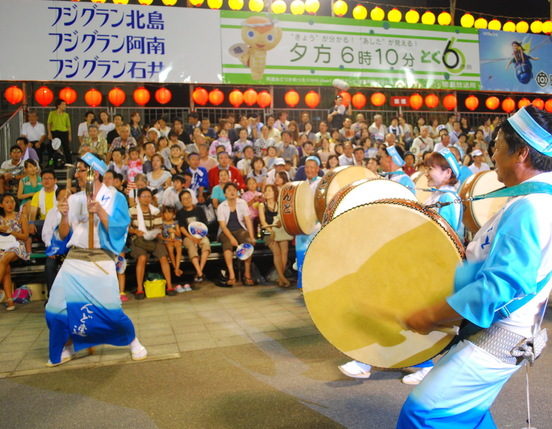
[398,105,552,428]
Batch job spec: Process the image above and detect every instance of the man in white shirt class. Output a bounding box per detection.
[265,158,289,185]
[77,111,96,144]
[21,110,47,165]
[338,143,355,166]
[468,149,491,174]
[368,114,387,143]
[410,126,434,159]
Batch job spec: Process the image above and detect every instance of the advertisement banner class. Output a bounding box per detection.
[0,0,222,83]
[221,11,480,90]
[479,29,552,94]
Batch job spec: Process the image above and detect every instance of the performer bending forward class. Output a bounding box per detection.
[45,153,146,366]
[399,105,552,428]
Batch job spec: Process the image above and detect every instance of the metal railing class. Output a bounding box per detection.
[0,107,24,161]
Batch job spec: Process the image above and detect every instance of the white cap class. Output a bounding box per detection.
[274,158,285,166]
[471,149,483,157]
[147,128,161,137]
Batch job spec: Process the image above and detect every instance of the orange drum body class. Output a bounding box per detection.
[411,171,432,204]
[278,181,317,236]
[459,170,507,234]
[314,166,378,222]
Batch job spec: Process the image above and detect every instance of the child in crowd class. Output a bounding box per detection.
[127,147,143,183]
[161,206,183,278]
[109,148,128,182]
[211,169,230,209]
[263,146,278,170]
[247,157,267,191]
[209,129,232,155]
[241,177,263,225]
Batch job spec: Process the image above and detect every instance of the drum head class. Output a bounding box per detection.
[411,171,432,204]
[303,201,463,369]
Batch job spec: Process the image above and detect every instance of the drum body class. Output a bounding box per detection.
[303,200,464,369]
[322,178,416,225]
[411,171,432,204]
[279,181,317,235]
[314,166,377,221]
[459,170,506,234]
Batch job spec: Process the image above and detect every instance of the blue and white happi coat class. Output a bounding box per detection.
[45,185,135,364]
[424,184,464,237]
[398,172,552,428]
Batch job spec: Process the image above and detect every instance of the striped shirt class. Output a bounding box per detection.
[129,206,163,232]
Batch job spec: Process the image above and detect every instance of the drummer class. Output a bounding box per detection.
[398,105,552,427]
[380,144,415,193]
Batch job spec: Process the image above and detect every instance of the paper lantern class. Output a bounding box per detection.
[290,0,305,15]
[304,91,320,109]
[189,0,204,6]
[155,87,172,105]
[207,0,222,9]
[542,20,552,34]
[113,0,129,4]
[460,14,474,28]
[339,91,351,107]
[35,86,54,106]
[502,97,515,113]
[4,86,24,105]
[191,87,208,106]
[352,5,367,20]
[465,95,479,111]
[545,99,552,113]
[518,98,531,109]
[138,0,154,4]
[424,94,439,109]
[208,89,224,106]
[474,18,487,29]
[85,89,103,107]
[59,87,77,105]
[108,87,126,106]
[437,12,451,26]
[405,9,419,24]
[161,0,177,5]
[387,8,402,23]
[485,96,500,110]
[228,0,243,10]
[488,19,502,31]
[248,0,263,11]
[271,0,286,14]
[516,21,529,33]
[132,87,149,106]
[243,89,258,106]
[371,92,386,107]
[443,94,457,111]
[284,90,300,108]
[257,90,272,108]
[409,93,423,110]
[530,21,543,33]
[532,98,545,110]
[91,0,106,2]
[421,11,435,25]
[503,21,515,32]
[228,89,243,107]
[333,0,348,17]
[304,0,319,14]
[351,92,367,109]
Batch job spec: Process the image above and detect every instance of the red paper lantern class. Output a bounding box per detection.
[485,96,500,110]
[351,92,367,109]
[192,87,208,106]
[4,86,24,105]
[228,89,244,107]
[532,98,544,110]
[442,94,457,111]
[409,93,423,110]
[517,98,531,109]
[155,87,172,105]
[84,89,103,107]
[371,92,386,107]
[502,97,515,113]
[243,89,258,106]
[465,95,479,111]
[59,87,77,105]
[424,94,439,109]
[208,89,224,106]
[35,86,54,106]
[256,90,271,108]
[133,87,150,106]
[284,90,300,108]
[108,87,126,106]
[304,91,320,108]
[339,91,351,107]
[545,99,552,113]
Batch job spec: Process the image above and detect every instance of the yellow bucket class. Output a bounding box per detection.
[144,279,166,298]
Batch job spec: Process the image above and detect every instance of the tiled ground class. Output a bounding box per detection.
[0,283,316,378]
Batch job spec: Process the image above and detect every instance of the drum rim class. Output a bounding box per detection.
[279,181,316,236]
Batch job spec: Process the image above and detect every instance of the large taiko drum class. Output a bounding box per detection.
[278,181,318,235]
[410,171,432,205]
[314,166,378,222]
[322,178,417,225]
[459,170,507,234]
[303,200,464,369]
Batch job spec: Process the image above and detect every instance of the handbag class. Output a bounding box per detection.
[0,234,17,250]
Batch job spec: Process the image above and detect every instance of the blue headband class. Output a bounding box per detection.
[386,145,405,167]
[508,106,552,157]
[305,155,321,166]
[81,152,108,176]
[438,148,460,178]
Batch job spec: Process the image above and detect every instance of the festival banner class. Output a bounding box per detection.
[479,29,552,94]
[220,11,481,90]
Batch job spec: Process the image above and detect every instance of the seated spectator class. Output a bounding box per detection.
[233,128,253,157]
[299,122,316,142]
[177,190,211,282]
[403,153,417,176]
[98,111,115,138]
[315,121,331,144]
[199,117,217,140]
[129,112,144,145]
[106,114,124,145]
[186,153,208,203]
[29,169,57,235]
[158,116,172,138]
[324,154,340,173]
[107,124,137,162]
[126,147,143,183]
[16,136,39,164]
[254,125,275,156]
[0,193,30,311]
[468,149,491,174]
[167,144,187,176]
[161,174,196,208]
[266,158,289,185]
[265,115,281,142]
[241,177,263,223]
[141,142,157,175]
[316,137,335,166]
[129,188,176,299]
[410,126,434,160]
[353,147,365,167]
[366,157,379,175]
[198,143,218,172]
[208,152,245,190]
[0,145,25,194]
[263,146,278,170]
[247,157,267,190]
[161,206,183,279]
[157,136,171,164]
[369,114,387,142]
[209,129,232,156]
[77,111,95,144]
[237,145,255,176]
[276,131,299,167]
[216,183,256,286]
[20,110,47,166]
[339,117,356,142]
[298,141,315,167]
[147,154,172,202]
[211,169,230,209]
[338,143,355,166]
[274,171,290,190]
[108,148,129,182]
[17,160,42,209]
[168,131,186,153]
[82,124,108,159]
[187,130,203,155]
